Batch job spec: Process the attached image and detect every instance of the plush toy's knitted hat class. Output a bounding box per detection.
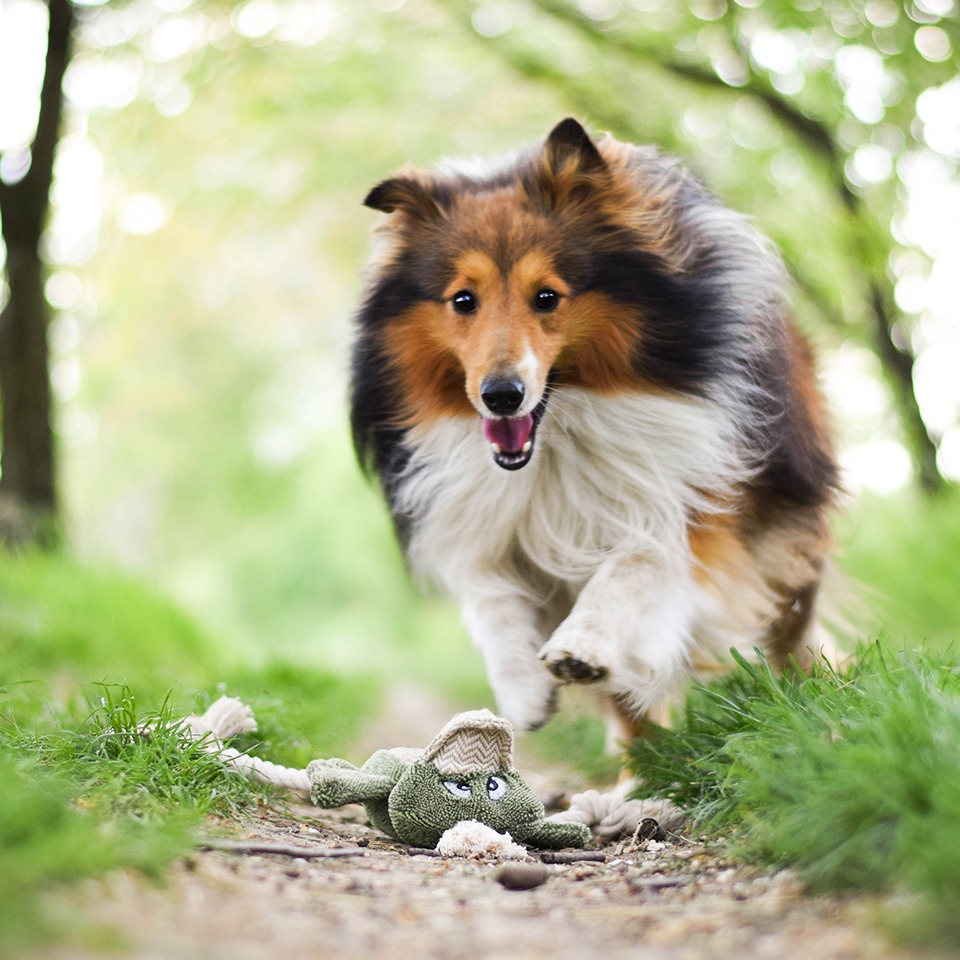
[421,709,513,776]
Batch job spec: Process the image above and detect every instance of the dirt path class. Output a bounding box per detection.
[25,688,929,960]
[34,801,917,960]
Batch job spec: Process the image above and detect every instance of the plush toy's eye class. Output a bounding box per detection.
[451,290,478,315]
[443,780,473,799]
[486,776,508,802]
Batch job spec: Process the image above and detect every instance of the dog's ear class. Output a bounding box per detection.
[543,118,606,176]
[364,176,443,221]
[530,118,608,210]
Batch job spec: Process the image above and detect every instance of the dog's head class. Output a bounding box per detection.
[355,119,693,471]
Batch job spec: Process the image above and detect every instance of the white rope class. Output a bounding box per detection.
[179,696,311,793]
[436,821,529,861]
[547,779,685,840]
[180,694,258,742]
[214,746,311,792]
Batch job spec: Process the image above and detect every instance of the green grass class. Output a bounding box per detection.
[629,644,960,947]
[0,751,195,958]
[222,660,381,767]
[0,686,255,957]
[0,547,379,957]
[532,710,623,784]
[0,548,223,718]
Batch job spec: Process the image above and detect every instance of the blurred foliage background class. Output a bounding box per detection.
[1,0,959,735]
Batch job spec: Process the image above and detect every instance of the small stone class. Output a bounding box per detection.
[495,863,549,891]
[637,818,666,842]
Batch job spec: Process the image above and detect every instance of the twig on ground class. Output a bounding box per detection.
[628,875,690,891]
[196,839,365,859]
[539,850,607,864]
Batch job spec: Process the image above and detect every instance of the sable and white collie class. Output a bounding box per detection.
[350,118,837,737]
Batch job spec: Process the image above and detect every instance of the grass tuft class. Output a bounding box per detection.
[629,643,960,946]
[0,750,194,959]
[0,548,380,957]
[0,683,253,959]
[22,684,271,819]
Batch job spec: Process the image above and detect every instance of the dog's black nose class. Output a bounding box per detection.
[481,378,525,415]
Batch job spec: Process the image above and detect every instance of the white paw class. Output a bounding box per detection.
[538,631,610,684]
[539,618,680,714]
[538,611,614,684]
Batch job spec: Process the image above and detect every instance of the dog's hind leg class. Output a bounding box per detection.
[606,693,674,782]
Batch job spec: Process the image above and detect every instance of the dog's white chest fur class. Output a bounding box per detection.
[395,388,745,592]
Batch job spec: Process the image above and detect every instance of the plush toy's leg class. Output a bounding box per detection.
[306,759,394,808]
[524,819,592,850]
[323,758,361,770]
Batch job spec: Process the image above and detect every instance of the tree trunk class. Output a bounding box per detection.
[0,249,56,507]
[0,0,75,545]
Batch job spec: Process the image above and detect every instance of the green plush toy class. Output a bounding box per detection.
[307,709,591,850]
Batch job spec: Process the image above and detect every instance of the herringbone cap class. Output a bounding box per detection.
[422,709,514,775]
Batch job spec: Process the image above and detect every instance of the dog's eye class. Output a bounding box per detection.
[533,288,561,312]
[443,780,473,799]
[486,775,508,802]
[451,290,478,315]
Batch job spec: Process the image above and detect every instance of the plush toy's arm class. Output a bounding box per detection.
[307,757,395,808]
[523,819,592,850]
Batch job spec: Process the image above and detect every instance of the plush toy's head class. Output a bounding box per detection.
[386,711,546,847]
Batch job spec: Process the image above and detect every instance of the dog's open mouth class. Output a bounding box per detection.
[481,399,547,471]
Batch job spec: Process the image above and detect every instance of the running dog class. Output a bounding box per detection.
[349,118,837,737]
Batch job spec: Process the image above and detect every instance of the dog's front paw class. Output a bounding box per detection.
[542,651,609,684]
[539,644,609,684]
[538,619,615,685]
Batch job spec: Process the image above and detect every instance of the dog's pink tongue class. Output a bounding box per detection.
[482,414,534,453]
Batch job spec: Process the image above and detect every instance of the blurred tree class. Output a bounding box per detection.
[0,0,75,544]
[452,0,958,492]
